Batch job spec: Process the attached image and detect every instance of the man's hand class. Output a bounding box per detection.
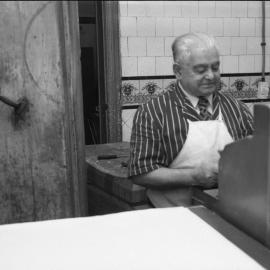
[193,172,218,189]
[191,160,218,188]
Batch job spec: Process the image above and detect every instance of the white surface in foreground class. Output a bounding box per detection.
[0,207,265,270]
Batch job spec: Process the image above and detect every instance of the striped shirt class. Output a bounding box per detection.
[128,82,254,177]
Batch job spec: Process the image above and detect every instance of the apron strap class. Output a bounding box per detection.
[218,106,223,121]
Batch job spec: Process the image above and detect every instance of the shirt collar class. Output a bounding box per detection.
[178,81,213,110]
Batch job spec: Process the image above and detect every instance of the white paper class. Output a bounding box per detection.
[0,207,265,270]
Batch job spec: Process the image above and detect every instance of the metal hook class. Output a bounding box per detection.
[0,95,19,108]
[0,95,29,116]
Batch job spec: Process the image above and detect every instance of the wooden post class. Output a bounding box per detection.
[97,1,122,143]
[0,1,87,224]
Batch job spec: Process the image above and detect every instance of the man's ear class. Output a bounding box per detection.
[173,63,182,80]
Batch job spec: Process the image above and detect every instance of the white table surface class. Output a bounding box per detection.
[0,207,265,270]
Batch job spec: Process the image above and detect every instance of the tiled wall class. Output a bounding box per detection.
[120,1,270,76]
[119,1,270,141]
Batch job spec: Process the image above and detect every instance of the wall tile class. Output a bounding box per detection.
[190,18,207,33]
[230,76,249,92]
[266,2,270,18]
[254,54,270,72]
[223,56,239,73]
[128,37,146,56]
[156,18,173,36]
[163,79,176,91]
[119,1,128,17]
[120,37,128,57]
[227,77,239,92]
[120,17,137,37]
[266,19,270,37]
[249,76,261,90]
[224,18,239,36]
[165,37,175,56]
[145,1,164,17]
[267,38,270,55]
[181,1,198,17]
[126,79,140,91]
[254,55,262,73]
[246,37,261,55]
[147,37,164,56]
[127,1,146,17]
[121,80,139,99]
[138,57,156,76]
[164,1,181,17]
[156,57,173,75]
[173,18,190,36]
[220,76,229,92]
[256,18,270,37]
[219,56,224,74]
[240,18,255,36]
[231,37,247,55]
[231,1,247,18]
[266,75,270,87]
[207,18,223,36]
[255,18,262,37]
[215,37,231,56]
[122,57,138,76]
[137,17,155,36]
[122,109,137,142]
[199,1,215,17]
[247,1,261,18]
[267,55,270,72]
[255,18,270,38]
[140,79,163,95]
[239,55,254,73]
[215,1,231,18]
[255,55,270,73]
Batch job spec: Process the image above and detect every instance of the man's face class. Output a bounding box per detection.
[175,46,220,97]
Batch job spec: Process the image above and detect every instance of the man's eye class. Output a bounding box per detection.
[195,67,207,74]
[212,65,220,72]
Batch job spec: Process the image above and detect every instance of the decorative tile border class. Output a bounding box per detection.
[121,74,270,106]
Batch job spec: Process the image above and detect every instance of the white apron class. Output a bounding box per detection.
[147,109,233,208]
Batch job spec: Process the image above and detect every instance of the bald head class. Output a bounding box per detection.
[172,32,219,65]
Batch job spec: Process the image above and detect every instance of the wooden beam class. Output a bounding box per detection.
[0,1,87,224]
[97,1,122,142]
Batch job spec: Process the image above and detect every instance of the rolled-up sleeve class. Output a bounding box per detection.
[128,104,164,177]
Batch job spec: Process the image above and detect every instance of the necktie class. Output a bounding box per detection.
[198,96,212,120]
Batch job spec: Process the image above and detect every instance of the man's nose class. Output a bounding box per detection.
[205,69,214,79]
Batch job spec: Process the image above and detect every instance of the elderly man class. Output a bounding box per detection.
[128,32,254,207]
